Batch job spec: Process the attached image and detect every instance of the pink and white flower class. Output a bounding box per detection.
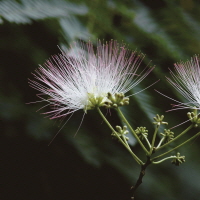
[29,40,153,119]
[166,55,200,110]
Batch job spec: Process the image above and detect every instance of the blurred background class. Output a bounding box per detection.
[1,0,200,199]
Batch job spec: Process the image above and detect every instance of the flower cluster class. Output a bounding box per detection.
[166,56,200,110]
[30,40,200,128]
[29,40,200,198]
[29,41,153,119]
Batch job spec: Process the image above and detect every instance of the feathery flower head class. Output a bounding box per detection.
[29,40,153,119]
[167,55,200,110]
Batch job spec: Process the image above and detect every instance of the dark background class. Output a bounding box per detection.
[1,0,200,199]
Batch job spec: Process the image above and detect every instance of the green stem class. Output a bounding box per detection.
[122,135,129,146]
[152,132,200,161]
[156,124,194,150]
[152,155,176,164]
[149,125,159,155]
[143,136,152,149]
[97,107,144,165]
[156,137,165,148]
[116,107,149,154]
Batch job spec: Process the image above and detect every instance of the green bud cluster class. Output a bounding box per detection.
[104,92,129,108]
[171,152,185,166]
[112,125,129,141]
[160,129,174,143]
[187,110,200,127]
[85,94,105,111]
[135,127,148,140]
[153,114,168,126]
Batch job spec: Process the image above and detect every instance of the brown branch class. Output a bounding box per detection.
[131,157,151,199]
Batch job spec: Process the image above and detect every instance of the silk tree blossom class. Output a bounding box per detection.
[29,40,154,119]
[166,55,200,110]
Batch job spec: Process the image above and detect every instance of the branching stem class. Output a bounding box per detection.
[156,137,165,148]
[157,124,194,150]
[116,107,149,154]
[97,107,144,165]
[152,132,200,161]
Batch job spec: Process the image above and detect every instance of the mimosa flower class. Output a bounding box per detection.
[29,40,153,119]
[166,55,200,110]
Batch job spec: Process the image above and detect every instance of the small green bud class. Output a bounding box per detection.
[116,125,122,132]
[187,109,200,126]
[171,152,185,166]
[160,129,174,143]
[104,92,129,108]
[112,125,129,141]
[113,103,118,108]
[153,114,168,126]
[135,127,148,140]
[84,93,106,111]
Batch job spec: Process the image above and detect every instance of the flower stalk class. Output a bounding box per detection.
[97,107,144,165]
[116,107,149,154]
[152,131,200,161]
[152,155,177,164]
[156,124,194,150]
